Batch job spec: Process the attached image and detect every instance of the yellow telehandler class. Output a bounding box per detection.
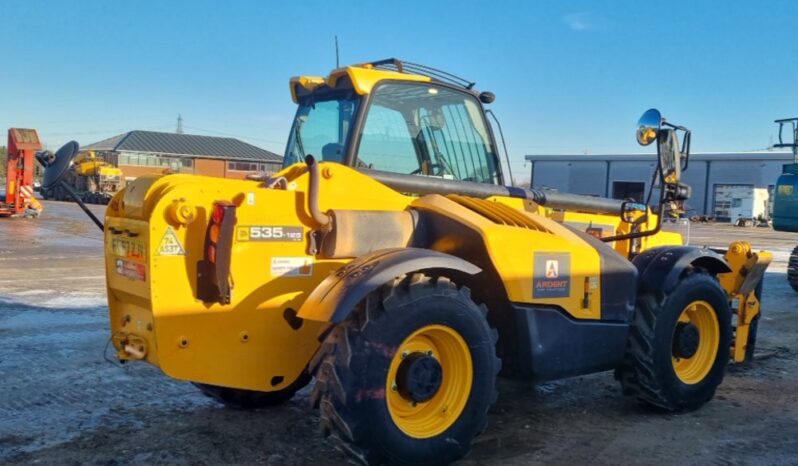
[43,150,124,205]
[39,59,771,465]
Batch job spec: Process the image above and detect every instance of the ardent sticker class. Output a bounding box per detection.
[533,252,570,298]
[115,258,147,281]
[157,227,186,256]
[271,257,313,277]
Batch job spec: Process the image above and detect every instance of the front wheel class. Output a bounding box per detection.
[310,274,500,465]
[616,271,731,411]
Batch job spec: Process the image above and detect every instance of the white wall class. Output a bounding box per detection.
[529,157,785,215]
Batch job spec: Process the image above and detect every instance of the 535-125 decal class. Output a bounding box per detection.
[236,225,303,242]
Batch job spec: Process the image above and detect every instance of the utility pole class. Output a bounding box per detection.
[177,114,184,134]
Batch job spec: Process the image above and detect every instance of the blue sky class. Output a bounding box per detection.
[2,0,797,178]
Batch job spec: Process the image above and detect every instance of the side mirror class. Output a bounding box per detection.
[636,108,661,146]
[658,129,681,183]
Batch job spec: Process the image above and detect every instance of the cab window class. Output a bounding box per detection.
[356,82,500,184]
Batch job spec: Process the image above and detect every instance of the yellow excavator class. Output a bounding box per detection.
[39,59,772,465]
[43,150,124,204]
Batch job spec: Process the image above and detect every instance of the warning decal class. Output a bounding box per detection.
[533,252,571,298]
[112,238,146,261]
[157,227,186,256]
[115,259,146,281]
[271,257,313,277]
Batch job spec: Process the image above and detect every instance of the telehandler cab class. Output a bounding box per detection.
[40,59,771,465]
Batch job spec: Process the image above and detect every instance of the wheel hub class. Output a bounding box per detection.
[395,352,443,402]
[673,322,700,358]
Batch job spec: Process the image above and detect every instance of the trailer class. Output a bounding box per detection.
[712,184,769,226]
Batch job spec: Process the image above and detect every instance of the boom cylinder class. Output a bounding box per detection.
[362,168,624,215]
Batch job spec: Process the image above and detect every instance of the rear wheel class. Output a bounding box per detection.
[310,274,500,465]
[788,246,798,292]
[193,371,311,410]
[616,271,731,411]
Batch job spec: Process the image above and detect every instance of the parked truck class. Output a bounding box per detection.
[771,117,798,290]
[713,184,770,226]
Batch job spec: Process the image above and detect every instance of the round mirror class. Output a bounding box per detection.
[39,140,79,190]
[636,108,662,146]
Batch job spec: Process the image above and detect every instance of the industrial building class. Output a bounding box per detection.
[84,130,283,181]
[526,150,795,220]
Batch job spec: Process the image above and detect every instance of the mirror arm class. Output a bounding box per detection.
[599,187,666,244]
[601,145,667,244]
[681,130,691,171]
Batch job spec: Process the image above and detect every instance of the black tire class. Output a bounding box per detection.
[788,246,798,292]
[616,271,731,411]
[193,371,311,410]
[310,273,500,465]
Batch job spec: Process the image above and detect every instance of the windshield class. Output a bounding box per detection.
[283,95,359,167]
[357,83,500,184]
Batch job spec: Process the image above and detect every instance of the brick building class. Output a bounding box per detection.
[84,130,282,182]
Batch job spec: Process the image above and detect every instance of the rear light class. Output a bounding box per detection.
[197,201,237,304]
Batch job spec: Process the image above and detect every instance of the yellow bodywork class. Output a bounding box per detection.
[290,63,431,102]
[106,162,690,392]
[719,241,772,362]
[74,151,123,178]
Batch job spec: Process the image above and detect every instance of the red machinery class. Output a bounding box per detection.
[2,128,43,217]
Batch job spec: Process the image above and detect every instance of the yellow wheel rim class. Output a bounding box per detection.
[672,300,720,384]
[386,324,473,439]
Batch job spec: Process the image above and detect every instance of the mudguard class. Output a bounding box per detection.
[633,246,732,293]
[297,248,481,323]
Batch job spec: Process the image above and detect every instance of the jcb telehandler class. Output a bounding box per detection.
[40,59,771,465]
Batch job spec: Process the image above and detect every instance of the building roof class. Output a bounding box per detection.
[84,130,282,162]
[525,150,796,163]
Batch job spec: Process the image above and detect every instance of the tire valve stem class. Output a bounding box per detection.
[401,351,409,359]
[391,383,398,392]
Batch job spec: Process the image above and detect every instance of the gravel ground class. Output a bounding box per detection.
[1,202,797,465]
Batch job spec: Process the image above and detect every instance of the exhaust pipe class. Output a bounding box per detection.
[305,155,332,229]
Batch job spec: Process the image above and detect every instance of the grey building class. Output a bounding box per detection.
[526,151,795,219]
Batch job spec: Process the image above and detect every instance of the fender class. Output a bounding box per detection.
[297,248,481,323]
[633,246,731,293]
